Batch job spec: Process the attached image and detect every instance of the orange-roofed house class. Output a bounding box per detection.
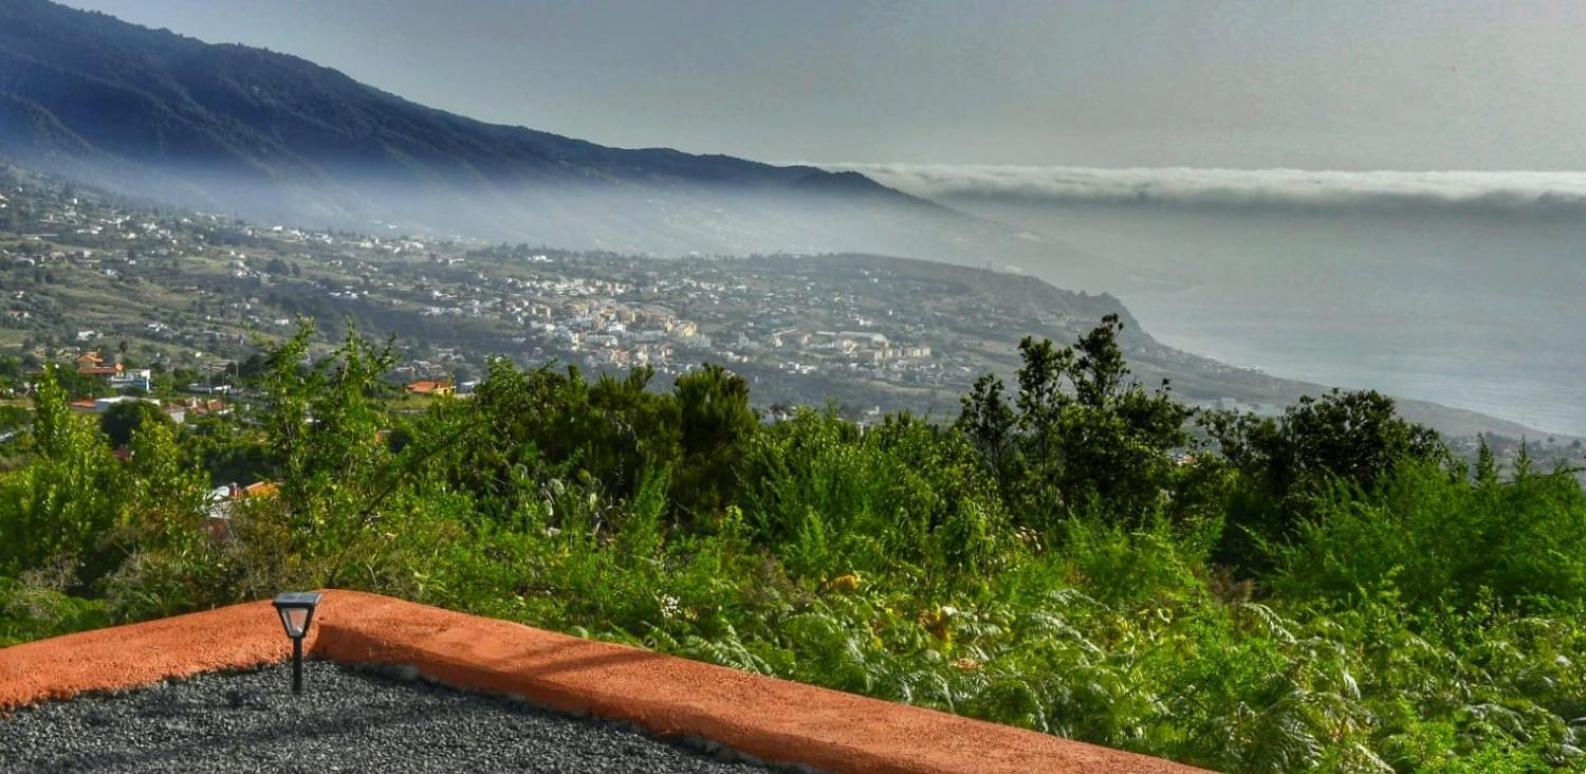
[75,352,123,377]
[205,480,280,540]
[404,379,455,397]
[178,398,232,421]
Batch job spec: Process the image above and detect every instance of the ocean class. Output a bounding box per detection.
[963,201,1586,437]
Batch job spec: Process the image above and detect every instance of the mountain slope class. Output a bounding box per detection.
[0,0,1057,264]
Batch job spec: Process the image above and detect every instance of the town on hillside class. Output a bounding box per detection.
[0,163,1579,475]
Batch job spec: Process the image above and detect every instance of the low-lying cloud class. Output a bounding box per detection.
[820,163,1586,215]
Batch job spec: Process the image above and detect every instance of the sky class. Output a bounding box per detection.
[59,0,1586,172]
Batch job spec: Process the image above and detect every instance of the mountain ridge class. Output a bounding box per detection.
[0,0,1022,261]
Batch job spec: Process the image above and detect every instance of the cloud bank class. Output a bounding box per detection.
[819,163,1586,215]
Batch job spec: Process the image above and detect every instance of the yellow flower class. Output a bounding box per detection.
[830,572,862,593]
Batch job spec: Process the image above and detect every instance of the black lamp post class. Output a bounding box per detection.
[271,592,322,695]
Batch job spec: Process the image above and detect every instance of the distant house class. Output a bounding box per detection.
[109,368,153,391]
[240,481,279,498]
[164,397,228,424]
[205,480,280,540]
[89,396,159,414]
[184,398,230,418]
[74,352,123,377]
[404,379,455,397]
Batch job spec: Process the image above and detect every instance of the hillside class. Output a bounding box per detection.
[0,0,1066,267]
[0,159,1569,455]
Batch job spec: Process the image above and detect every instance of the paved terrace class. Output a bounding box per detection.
[0,591,1203,773]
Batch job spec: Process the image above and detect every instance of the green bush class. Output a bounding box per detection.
[0,576,110,646]
[1270,461,1586,612]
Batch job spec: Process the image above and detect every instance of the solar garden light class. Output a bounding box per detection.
[271,592,322,695]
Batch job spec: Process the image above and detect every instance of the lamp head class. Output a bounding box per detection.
[271,591,322,640]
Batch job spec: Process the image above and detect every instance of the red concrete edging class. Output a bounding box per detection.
[1,591,1203,773]
[0,600,300,710]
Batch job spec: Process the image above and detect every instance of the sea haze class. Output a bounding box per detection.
[841,165,1586,437]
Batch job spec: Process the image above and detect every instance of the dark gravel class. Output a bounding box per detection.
[0,661,768,773]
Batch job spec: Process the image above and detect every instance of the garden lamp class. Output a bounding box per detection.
[271,591,322,695]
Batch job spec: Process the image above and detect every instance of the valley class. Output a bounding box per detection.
[0,162,1571,468]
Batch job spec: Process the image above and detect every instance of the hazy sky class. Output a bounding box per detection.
[62,0,1586,170]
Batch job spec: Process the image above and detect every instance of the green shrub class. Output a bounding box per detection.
[1270,461,1586,612]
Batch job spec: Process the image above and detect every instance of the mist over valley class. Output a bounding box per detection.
[843,163,1586,436]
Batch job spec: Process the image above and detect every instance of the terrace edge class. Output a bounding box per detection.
[1,590,1202,773]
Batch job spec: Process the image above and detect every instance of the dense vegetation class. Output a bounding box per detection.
[3,316,1585,772]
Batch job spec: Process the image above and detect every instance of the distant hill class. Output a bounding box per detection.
[0,0,1073,266]
[0,156,1565,445]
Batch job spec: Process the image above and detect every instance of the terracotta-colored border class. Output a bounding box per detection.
[0,599,296,708]
[1,590,1201,773]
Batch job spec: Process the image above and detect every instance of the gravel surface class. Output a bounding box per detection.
[0,661,769,773]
